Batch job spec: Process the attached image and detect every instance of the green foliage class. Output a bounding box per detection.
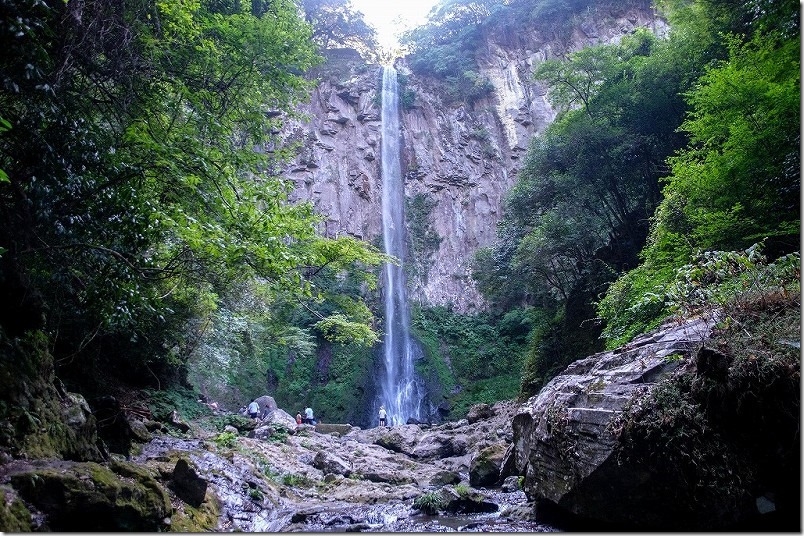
[302,0,379,59]
[665,245,800,317]
[413,491,447,514]
[659,31,800,253]
[213,431,238,449]
[598,5,800,345]
[402,0,651,103]
[600,243,800,347]
[397,73,417,111]
[411,305,532,417]
[453,483,471,498]
[145,386,209,422]
[282,473,315,487]
[267,427,289,443]
[0,0,389,401]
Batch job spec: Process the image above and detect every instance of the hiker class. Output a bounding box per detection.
[378,405,387,427]
[295,412,303,425]
[247,400,259,421]
[304,406,316,425]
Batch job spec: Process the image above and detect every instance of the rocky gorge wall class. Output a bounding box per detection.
[283,6,667,312]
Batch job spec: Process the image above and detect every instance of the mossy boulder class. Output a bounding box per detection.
[169,458,208,507]
[0,486,32,531]
[469,443,507,487]
[10,461,171,531]
[0,329,103,461]
[169,494,221,532]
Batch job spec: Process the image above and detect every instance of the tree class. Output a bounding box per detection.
[301,0,378,55]
[0,0,383,393]
[598,0,800,345]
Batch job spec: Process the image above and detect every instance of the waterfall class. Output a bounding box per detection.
[377,65,423,426]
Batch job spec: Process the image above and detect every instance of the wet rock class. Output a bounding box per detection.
[0,487,32,531]
[430,470,461,486]
[470,443,507,487]
[446,495,499,515]
[501,475,520,492]
[467,403,496,424]
[315,423,354,435]
[169,410,190,432]
[9,461,171,531]
[170,458,208,507]
[500,503,535,520]
[313,451,352,477]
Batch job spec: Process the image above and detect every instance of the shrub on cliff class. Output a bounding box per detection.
[609,280,800,529]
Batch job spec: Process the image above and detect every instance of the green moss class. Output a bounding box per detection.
[10,462,171,531]
[0,487,32,532]
[0,329,102,461]
[169,495,221,532]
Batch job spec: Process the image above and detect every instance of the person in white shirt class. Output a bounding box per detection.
[247,400,259,420]
[304,406,316,425]
[378,405,387,427]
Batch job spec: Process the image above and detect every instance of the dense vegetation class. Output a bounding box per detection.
[401,0,652,103]
[411,305,534,418]
[0,0,387,443]
[473,0,799,398]
[0,0,798,446]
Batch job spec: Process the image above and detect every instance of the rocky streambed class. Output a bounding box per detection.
[0,400,558,532]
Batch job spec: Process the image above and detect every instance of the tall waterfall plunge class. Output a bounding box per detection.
[377,65,424,426]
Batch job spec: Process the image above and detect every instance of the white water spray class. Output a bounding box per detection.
[377,65,423,426]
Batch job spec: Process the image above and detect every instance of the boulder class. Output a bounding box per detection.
[169,410,190,433]
[469,443,507,487]
[466,403,495,424]
[261,408,297,433]
[504,316,718,529]
[430,470,462,487]
[500,475,520,492]
[10,461,171,531]
[253,396,278,418]
[314,423,354,435]
[372,426,420,456]
[312,451,352,477]
[247,425,275,440]
[169,458,208,507]
[411,433,454,459]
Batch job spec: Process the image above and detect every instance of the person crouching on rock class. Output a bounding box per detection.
[378,405,387,427]
[296,412,303,425]
[247,400,259,421]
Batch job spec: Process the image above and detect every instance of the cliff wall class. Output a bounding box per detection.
[284,7,667,312]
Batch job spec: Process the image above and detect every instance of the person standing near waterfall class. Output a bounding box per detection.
[304,406,316,425]
[378,405,387,427]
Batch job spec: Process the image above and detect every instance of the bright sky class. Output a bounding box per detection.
[350,0,439,51]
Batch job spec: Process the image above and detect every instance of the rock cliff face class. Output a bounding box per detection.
[285,7,667,311]
[502,307,800,530]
